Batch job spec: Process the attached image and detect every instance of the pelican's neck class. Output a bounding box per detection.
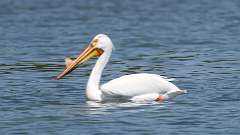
[86,48,112,101]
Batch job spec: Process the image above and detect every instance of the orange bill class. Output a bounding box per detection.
[55,44,103,80]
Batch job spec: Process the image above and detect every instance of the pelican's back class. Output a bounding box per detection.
[101,73,180,97]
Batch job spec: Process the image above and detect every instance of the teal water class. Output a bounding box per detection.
[0,0,240,134]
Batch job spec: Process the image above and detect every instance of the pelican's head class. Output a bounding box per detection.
[93,34,114,51]
[55,34,113,80]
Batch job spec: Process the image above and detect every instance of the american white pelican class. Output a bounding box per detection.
[56,34,187,102]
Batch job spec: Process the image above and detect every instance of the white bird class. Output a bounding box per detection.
[56,34,187,102]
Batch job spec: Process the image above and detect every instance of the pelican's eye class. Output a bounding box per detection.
[91,39,98,47]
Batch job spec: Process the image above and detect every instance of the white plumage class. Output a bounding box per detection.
[56,34,187,102]
[102,74,175,96]
[101,73,186,101]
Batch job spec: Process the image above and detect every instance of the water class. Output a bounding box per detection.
[1,0,240,134]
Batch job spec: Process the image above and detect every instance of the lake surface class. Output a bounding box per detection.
[0,0,240,134]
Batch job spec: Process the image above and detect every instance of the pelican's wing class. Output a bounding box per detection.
[101,73,180,97]
[161,76,176,82]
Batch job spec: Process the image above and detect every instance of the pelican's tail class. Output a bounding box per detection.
[181,89,188,94]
